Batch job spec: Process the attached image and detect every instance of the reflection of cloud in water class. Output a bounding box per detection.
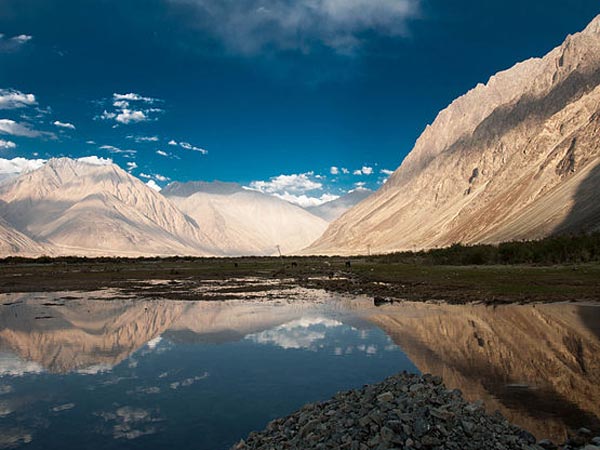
[51,403,75,413]
[0,385,13,395]
[245,317,343,350]
[0,353,43,376]
[0,427,32,448]
[76,364,112,375]
[97,406,162,440]
[146,336,162,349]
[170,372,209,390]
[0,400,14,417]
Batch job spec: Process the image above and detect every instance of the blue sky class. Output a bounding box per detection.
[0,0,599,205]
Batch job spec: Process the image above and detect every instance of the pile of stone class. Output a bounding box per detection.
[232,372,599,450]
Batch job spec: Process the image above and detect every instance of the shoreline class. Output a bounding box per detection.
[0,257,599,304]
[232,372,600,450]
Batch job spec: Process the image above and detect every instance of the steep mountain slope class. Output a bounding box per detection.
[305,188,372,222]
[0,216,48,257]
[0,158,217,256]
[163,181,328,255]
[308,15,600,255]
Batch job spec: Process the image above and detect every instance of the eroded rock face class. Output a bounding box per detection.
[308,15,600,255]
[368,303,600,442]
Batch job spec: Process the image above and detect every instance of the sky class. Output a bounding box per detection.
[0,0,599,206]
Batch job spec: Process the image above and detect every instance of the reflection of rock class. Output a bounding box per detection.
[368,303,600,442]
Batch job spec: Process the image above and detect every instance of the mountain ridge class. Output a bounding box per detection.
[306,14,600,255]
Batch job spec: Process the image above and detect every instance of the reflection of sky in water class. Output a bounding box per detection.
[0,313,415,450]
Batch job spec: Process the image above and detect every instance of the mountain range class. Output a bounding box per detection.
[2,16,600,257]
[0,158,363,257]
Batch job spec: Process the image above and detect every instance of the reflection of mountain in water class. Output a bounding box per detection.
[0,294,187,374]
[368,303,600,442]
[0,292,369,373]
[1,293,599,443]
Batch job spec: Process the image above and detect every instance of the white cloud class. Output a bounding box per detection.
[53,120,76,130]
[11,35,32,45]
[113,93,159,103]
[0,34,33,52]
[86,140,96,145]
[169,0,419,54]
[98,93,163,125]
[126,161,138,171]
[0,119,42,138]
[0,158,46,174]
[354,181,366,188]
[99,145,137,155]
[140,172,169,183]
[156,150,168,157]
[330,166,339,175]
[341,167,349,174]
[179,141,208,154]
[77,156,113,166]
[168,140,178,146]
[276,192,339,207]
[115,109,148,124]
[146,180,161,192]
[0,139,16,150]
[247,172,340,207]
[127,135,159,143]
[0,89,37,109]
[380,168,394,175]
[353,166,373,176]
[249,172,322,195]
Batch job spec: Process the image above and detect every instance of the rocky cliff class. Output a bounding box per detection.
[308,15,600,254]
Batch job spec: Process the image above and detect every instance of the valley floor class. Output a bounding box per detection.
[1,256,599,304]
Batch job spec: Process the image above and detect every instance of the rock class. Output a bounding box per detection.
[537,439,557,449]
[377,392,394,403]
[518,430,537,445]
[230,372,586,450]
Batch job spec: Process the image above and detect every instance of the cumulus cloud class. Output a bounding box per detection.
[330,166,339,175]
[353,166,373,176]
[98,93,163,125]
[169,0,419,54]
[250,172,322,195]
[77,156,113,166]
[0,157,46,175]
[380,168,394,175]
[146,180,161,192]
[0,119,43,138]
[156,150,168,157]
[53,120,76,130]
[0,89,37,109]
[275,192,339,207]
[0,139,16,150]
[0,34,33,52]
[247,172,340,207]
[126,161,138,171]
[168,140,208,154]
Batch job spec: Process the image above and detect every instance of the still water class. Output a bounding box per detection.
[0,288,599,449]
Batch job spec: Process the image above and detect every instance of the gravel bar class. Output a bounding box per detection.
[232,372,600,450]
